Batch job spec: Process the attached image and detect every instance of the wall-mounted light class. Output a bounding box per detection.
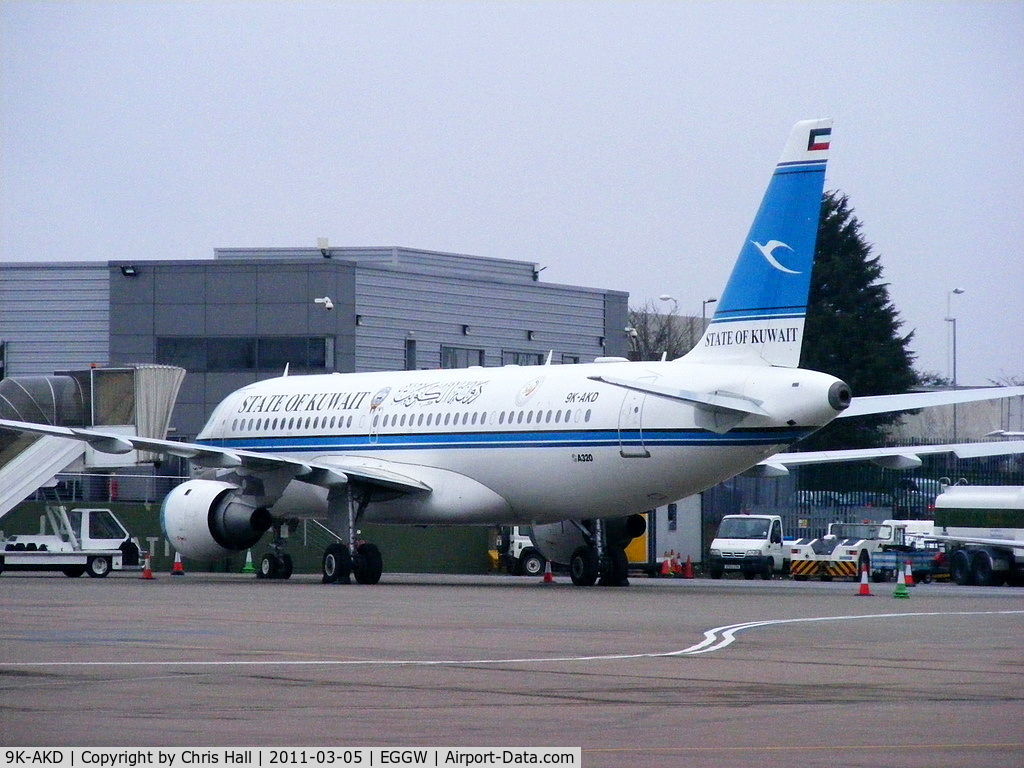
[314,296,334,311]
[598,336,605,348]
[120,265,138,276]
[462,324,471,335]
[317,237,330,258]
[527,330,536,340]
[355,314,363,326]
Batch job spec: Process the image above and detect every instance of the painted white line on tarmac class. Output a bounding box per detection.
[2,610,1021,668]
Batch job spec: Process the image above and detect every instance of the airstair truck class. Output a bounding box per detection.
[0,507,141,578]
[708,514,789,579]
[933,486,1024,586]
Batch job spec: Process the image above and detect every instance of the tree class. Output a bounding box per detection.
[799,191,918,450]
[625,301,700,361]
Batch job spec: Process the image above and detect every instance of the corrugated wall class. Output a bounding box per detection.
[0,263,109,375]
[354,266,614,371]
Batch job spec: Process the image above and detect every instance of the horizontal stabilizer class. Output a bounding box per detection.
[588,375,769,416]
[839,386,1024,418]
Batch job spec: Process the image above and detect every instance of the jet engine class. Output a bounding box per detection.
[161,479,273,561]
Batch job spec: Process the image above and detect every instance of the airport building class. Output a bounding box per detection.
[0,246,630,439]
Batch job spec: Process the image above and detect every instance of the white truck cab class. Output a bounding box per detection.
[708,514,788,580]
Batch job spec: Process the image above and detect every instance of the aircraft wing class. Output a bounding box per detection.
[837,386,1024,418]
[753,439,1024,476]
[0,418,431,494]
[928,533,1024,550]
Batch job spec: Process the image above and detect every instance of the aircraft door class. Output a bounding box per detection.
[617,382,650,458]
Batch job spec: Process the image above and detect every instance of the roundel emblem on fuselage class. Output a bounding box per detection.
[515,377,544,406]
[370,387,391,410]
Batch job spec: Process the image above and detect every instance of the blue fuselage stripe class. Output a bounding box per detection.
[199,427,811,454]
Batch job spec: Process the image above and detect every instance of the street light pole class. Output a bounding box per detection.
[946,287,964,440]
[945,288,964,386]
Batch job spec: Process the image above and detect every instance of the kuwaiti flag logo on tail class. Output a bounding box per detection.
[807,126,831,152]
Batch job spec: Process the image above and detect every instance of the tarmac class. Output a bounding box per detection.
[1,570,1022,767]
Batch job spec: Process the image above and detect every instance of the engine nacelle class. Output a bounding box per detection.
[161,479,273,562]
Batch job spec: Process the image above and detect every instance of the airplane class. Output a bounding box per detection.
[2,119,1022,587]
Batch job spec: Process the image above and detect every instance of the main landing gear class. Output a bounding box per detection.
[321,486,384,585]
[322,540,384,585]
[569,519,630,587]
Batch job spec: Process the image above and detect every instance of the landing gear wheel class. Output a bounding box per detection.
[598,546,629,586]
[257,552,279,579]
[322,543,352,584]
[353,543,383,584]
[569,546,599,587]
[87,556,111,578]
[278,553,293,580]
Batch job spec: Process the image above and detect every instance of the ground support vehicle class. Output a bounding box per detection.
[0,506,142,577]
[788,520,937,582]
[869,549,944,583]
[933,486,1024,587]
[494,525,548,577]
[708,514,789,580]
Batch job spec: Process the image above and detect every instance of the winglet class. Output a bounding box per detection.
[683,119,832,367]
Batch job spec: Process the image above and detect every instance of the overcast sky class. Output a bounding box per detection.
[2,1,1021,386]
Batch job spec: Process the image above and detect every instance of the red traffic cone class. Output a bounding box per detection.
[856,564,873,596]
[541,559,554,584]
[659,552,672,577]
[140,553,155,580]
[682,555,695,579]
[171,552,185,576]
[671,551,683,576]
[903,560,915,587]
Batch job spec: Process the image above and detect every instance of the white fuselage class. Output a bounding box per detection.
[196,359,845,525]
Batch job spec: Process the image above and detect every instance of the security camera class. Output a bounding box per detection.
[314,296,334,311]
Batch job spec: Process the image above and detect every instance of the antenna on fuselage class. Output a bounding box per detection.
[282,363,290,377]
[545,350,554,365]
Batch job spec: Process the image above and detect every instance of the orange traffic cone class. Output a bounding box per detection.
[659,552,672,577]
[541,559,554,584]
[682,555,695,579]
[856,564,873,596]
[903,560,915,588]
[670,551,683,576]
[140,553,155,580]
[171,552,185,576]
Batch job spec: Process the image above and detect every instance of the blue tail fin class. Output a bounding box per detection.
[683,118,831,367]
